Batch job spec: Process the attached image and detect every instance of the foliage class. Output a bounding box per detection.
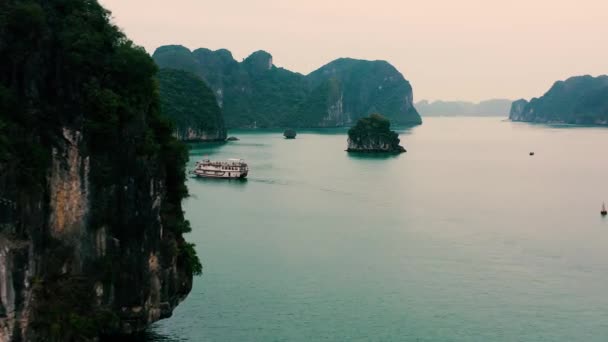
[31,274,120,341]
[347,113,403,152]
[152,46,422,128]
[512,75,608,124]
[283,129,297,139]
[157,68,226,140]
[349,113,392,138]
[178,242,203,276]
[0,119,7,160]
[0,0,201,337]
[307,58,421,125]
[153,45,201,75]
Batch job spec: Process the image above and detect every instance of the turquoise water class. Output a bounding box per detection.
[149,117,608,341]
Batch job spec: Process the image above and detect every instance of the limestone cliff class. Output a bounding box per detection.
[509,99,529,121]
[346,114,406,153]
[509,75,608,125]
[153,46,422,128]
[307,58,421,126]
[0,1,199,341]
[158,69,227,142]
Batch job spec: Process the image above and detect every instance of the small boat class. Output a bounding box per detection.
[529,152,535,156]
[191,158,248,179]
[602,202,607,217]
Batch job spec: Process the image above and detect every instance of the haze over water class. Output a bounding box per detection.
[149,117,608,341]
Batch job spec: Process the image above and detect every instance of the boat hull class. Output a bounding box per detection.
[192,170,248,179]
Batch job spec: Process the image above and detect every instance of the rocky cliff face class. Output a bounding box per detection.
[152,46,422,128]
[509,75,608,125]
[346,137,406,153]
[0,1,198,340]
[1,128,192,341]
[509,99,529,121]
[173,128,226,142]
[158,69,227,142]
[307,58,420,126]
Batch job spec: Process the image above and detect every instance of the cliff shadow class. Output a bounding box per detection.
[101,330,184,342]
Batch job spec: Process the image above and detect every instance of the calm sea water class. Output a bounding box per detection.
[149,117,608,341]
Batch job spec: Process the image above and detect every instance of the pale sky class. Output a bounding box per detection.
[99,0,608,102]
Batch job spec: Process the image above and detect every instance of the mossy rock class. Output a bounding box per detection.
[283,129,297,139]
[346,114,406,153]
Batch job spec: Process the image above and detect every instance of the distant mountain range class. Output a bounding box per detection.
[510,75,608,125]
[153,45,421,128]
[416,99,512,116]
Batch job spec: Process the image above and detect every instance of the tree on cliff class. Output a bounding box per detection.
[158,68,226,141]
[347,114,405,153]
[509,75,608,125]
[0,0,201,340]
[153,46,422,128]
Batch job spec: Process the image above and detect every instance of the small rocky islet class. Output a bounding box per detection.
[346,114,406,153]
[283,129,297,139]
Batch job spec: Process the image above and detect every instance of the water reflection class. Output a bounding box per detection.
[141,329,187,342]
[100,330,185,342]
[187,142,226,158]
[190,176,248,185]
[391,124,417,135]
[346,152,402,160]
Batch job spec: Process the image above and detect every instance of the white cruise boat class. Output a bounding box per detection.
[191,158,249,179]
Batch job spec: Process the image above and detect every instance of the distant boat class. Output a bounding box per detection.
[602,202,607,217]
[529,152,535,156]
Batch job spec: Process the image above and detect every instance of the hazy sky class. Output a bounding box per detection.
[99,0,608,102]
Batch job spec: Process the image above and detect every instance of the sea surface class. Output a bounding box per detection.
[148,117,608,341]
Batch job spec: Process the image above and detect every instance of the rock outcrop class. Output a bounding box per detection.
[306,58,420,126]
[0,1,199,340]
[346,114,406,153]
[509,99,529,121]
[158,69,227,142]
[283,129,297,139]
[153,46,422,128]
[509,75,608,125]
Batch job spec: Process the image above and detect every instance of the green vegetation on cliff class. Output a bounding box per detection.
[153,45,421,128]
[158,69,226,141]
[283,129,297,139]
[510,75,608,125]
[307,58,420,125]
[347,114,405,153]
[0,0,200,340]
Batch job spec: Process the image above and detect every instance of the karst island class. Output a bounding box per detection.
[346,114,406,153]
[284,129,297,139]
